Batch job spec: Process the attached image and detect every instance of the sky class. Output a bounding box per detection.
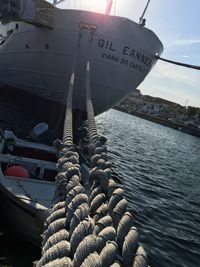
[55,0,200,107]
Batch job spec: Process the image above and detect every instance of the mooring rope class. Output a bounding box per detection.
[37,60,151,267]
[85,60,150,266]
[156,55,200,70]
[37,69,95,266]
[62,73,75,145]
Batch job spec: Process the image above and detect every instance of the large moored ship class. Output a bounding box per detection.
[0,0,163,115]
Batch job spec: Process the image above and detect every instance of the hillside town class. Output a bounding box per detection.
[116,89,200,129]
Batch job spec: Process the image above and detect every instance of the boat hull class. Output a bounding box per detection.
[0,182,45,245]
[0,9,163,115]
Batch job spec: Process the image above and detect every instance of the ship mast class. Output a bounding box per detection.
[105,0,113,15]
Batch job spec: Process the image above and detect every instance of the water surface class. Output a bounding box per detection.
[96,109,200,267]
[0,108,200,267]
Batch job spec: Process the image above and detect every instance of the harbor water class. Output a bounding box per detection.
[0,109,200,267]
[97,109,200,267]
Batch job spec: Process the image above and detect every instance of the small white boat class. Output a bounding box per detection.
[0,126,59,245]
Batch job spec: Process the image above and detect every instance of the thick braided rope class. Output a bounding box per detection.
[88,131,150,266]
[37,60,151,266]
[37,66,108,266]
[63,73,75,145]
[86,61,150,266]
[37,70,96,266]
[37,71,77,266]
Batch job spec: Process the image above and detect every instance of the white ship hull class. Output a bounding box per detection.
[0,7,163,115]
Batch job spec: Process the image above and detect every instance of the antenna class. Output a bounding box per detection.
[139,0,150,25]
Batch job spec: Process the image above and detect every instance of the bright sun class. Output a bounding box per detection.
[81,0,108,14]
[58,0,112,14]
[57,0,144,21]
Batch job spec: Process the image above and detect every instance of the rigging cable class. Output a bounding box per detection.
[156,55,200,71]
[139,0,150,24]
[114,0,117,16]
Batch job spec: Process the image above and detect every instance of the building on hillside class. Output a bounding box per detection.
[118,90,182,119]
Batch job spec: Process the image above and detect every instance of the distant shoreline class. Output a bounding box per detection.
[114,106,200,138]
